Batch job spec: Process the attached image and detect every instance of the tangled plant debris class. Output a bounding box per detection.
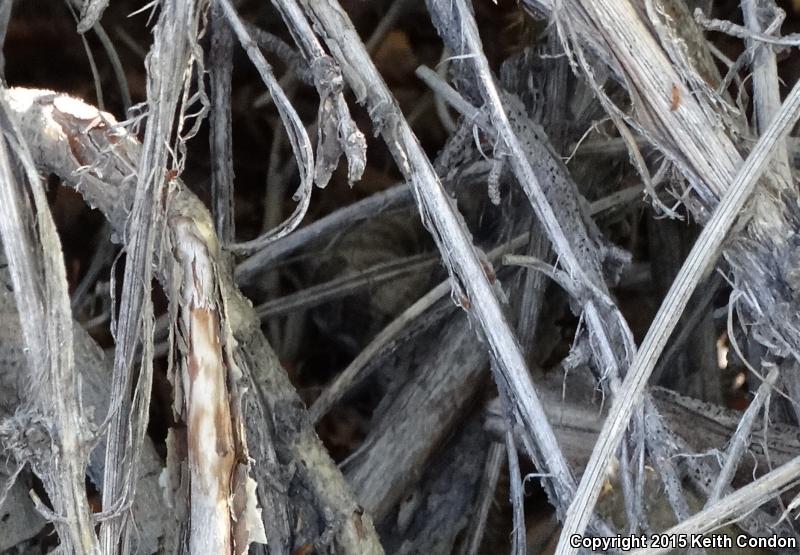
[1,0,800,554]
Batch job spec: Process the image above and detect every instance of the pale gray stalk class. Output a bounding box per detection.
[413,7,636,373]
[309,228,531,422]
[298,0,578,507]
[99,0,206,550]
[523,0,749,209]
[556,70,800,555]
[0,95,98,555]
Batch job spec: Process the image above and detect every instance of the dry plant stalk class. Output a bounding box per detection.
[423,2,696,536]
[12,86,265,552]
[5,0,800,551]
[555,70,800,555]
[496,3,800,550]
[97,0,209,550]
[0,93,98,555]
[296,0,596,519]
[4,86,382,553]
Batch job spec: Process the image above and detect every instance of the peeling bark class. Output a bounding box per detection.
[4,87,382,554]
